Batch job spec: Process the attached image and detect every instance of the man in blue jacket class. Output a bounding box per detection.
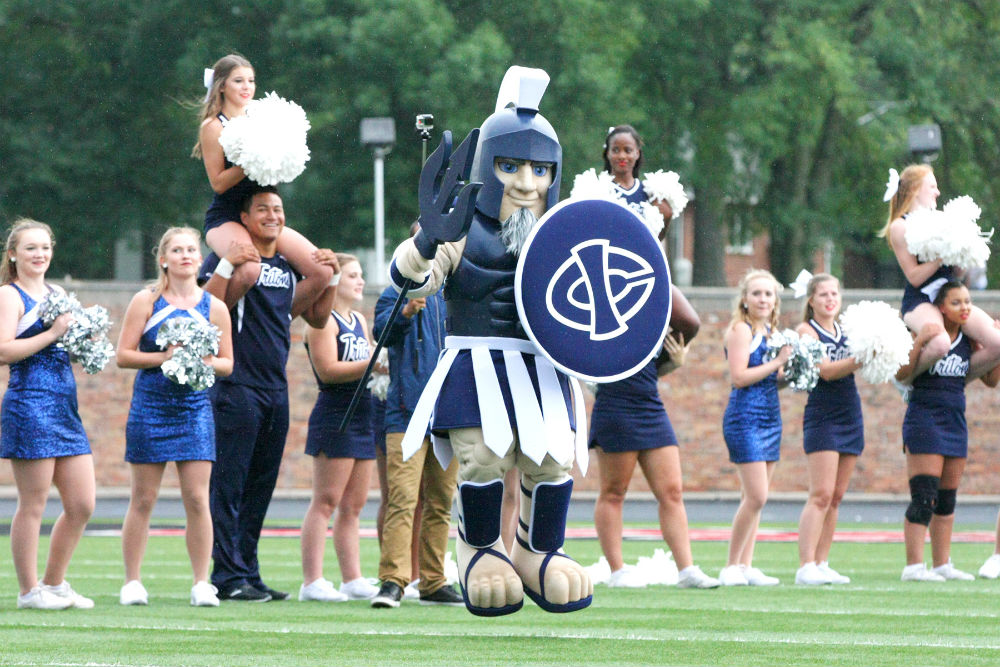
[371,223,460,608]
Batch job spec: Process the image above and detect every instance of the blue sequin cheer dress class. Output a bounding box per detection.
[125,292,215,463]
[1,285,90,459]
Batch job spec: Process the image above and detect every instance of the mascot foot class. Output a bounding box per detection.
[512,542,593,613]
[456,539,524,616]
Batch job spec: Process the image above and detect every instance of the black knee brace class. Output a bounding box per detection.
[905,474,940,526]
[934,487,957,516]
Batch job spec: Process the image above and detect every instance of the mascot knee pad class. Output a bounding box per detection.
[521,478,573,553]
[934,487,957,516]
[457,479,504,548]
[905,474,940,526]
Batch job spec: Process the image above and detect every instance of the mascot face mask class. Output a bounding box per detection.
[494,158,554,222]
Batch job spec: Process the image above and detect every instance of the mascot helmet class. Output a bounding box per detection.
[473,67,562,220]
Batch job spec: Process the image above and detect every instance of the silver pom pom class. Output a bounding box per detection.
[766,329,824,392]
[156,318,222,391]
[39,292,114,374]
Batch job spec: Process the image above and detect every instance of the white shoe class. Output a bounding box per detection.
[979,554,1000,579]
[339,577,379,600]
[795,562,830,585]
[901,563,945,582]
[41,581,94,609]
[299,578,349,602]
[403,579,420,600]
[190,581,220,607]
[676,565,720,589]
[119,580,149,606]
[718,565,748,586]
[17,585,73,610]
[608,565,647,588]
[743,566,779,586]
[931,560,975,581]
[817,562,850,584]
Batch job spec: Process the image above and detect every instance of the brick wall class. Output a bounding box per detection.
[4,282,1000,497]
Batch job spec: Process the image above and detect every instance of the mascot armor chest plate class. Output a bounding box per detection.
[444,215,524,339]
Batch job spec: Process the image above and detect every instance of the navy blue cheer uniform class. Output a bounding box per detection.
[1,285,90,460]
[200,252,297,592]
[589,359,677,453]
[722,326,781,463]
[304,310,375,460]
[125,291,215,463]
[802,320,864,456]
[203,113,255,234]
[902,332,971,458]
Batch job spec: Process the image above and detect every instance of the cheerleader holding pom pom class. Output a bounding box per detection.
[877,165,1000,389]
[192,54,335,310]
[791,272,864,585]
[115,227,233,607]
[0,219,96,610]
[719,269,792,586]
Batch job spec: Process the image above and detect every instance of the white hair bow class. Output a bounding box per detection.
[203,68,215,90]
[883,168,899,202]
[789,268,813,299]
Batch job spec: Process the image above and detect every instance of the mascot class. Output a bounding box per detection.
[389,67,593,615]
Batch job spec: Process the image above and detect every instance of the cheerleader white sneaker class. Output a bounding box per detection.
[339,577,379,600]
[979,554,1000,579]
[190,581,220,607]
[817,562,850,584]
[119,580,149,606]
[718,565,748,586]
[299,578,349,602]
[17,586,73,610]
[901,563,945,582]
[931,560,975,581]
[608,565,647,588]
[403,578,420,600]
[41,581,94,609]
[743,566,779,586]
[795,562,830,586]
[676,565,720,589]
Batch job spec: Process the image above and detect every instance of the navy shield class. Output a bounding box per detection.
[515,198,672,382]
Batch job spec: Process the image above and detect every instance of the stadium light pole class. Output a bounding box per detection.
[360,117,396,283]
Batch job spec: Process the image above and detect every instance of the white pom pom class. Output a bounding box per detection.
[584,556,612,585]
[904,196,992,269]
[218,91,311,186]
[634,548,678,586]
[569,168,619,201]
[367,372,390,401]
[839,300,913,384]
[637,201,665,239]
[641,169,688,219]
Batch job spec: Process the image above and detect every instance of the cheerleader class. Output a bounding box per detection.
[115,227,233,607]
[877,165,1000,387]
[298,254,378,602]
[192,54,334,307]
[0,219,95,609]
[895,280,1000,581]
[719,270,791,586]
[602,125,699,345]
[793,273,862,585]
[591,333,719,589]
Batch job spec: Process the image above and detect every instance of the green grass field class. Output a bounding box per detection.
[2,528,1000,666]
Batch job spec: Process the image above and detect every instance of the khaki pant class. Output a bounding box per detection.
[377,432,457,593]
